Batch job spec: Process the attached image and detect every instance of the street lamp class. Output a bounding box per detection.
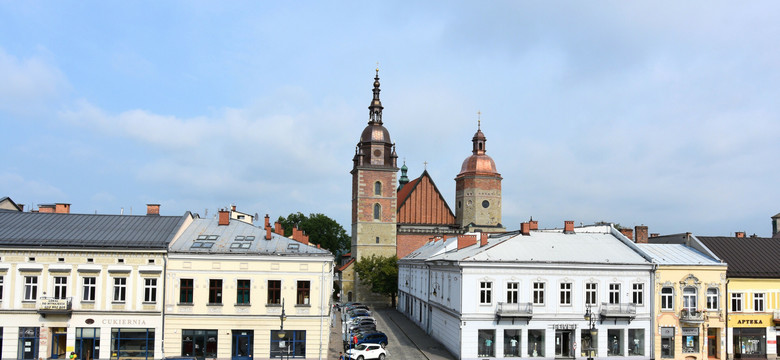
[584,304,598,360]
[278,298,288,360]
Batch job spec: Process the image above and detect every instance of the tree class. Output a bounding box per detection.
[277,212,350,256]
[354,254,398,307]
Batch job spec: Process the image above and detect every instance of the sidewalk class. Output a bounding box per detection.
[327,306,345,359]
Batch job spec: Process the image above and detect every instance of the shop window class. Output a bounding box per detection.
[504,329,521,357]
[506,282,518,304]
[585,282,597,305]
[733,328,766,357]
[181,329,217,359]
[480,281,492,304]
[528,329,545,357]
[82,277,96,302]
[111,328,155,360]
[660,328,675,358]
[706,288,719,310]
[75,327,99,360]
[297,281,310,305]
[533,282,545,305]
[208,279,222,304]
[731,293,743,312]
[661,287,674,311]
[179,279,193,304]
[237,280,250,304]
[560,282,572,305]
[478,329,495,357]
[271,330,305,359]
[629,329,645,356]
[682,327,700,353]
[753,293,764,312]
[609,283,621,304]
[18,327,39,360]
[268,280,281,304]
[54,276,68,299]
[608,329,624,356]
[581,327,598,358]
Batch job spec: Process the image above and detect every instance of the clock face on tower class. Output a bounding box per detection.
[482,200,490,208]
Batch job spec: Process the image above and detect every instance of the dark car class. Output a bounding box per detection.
[347,309,371,319]
[349,323,377,334]
[351,331,388,348]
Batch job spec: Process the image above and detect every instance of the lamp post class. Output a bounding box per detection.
[584,304,598,360]
[278,298,288,360]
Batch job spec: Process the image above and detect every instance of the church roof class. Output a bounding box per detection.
[397,170,456,226]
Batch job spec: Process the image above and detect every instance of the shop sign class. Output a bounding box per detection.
[101,319,148,325]
[660,328,674,336]
[730,314,772,328]
[552,324,577,330]
[682,327,699,336]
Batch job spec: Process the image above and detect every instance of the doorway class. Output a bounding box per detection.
[231,330,253,360]
[51,328,67,359]
[556,330,574,358]
[76,328,100,360]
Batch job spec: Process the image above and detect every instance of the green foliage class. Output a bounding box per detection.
[277,212,350,256]
[354,254,398,305]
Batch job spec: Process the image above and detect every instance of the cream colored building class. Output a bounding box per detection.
[0,204,193,360]
[164,209,334,360]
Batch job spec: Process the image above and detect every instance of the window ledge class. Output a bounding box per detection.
[112,301,126,304]
[142,301,157,305]
[266,303,282,307]
[178,302,193,306]
[206,303,223,306]
[295,304,311,308]
[81,300,95,304]
[235,303,252,307]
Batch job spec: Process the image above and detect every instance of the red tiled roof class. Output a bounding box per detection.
[336,258,355,272]
[396,170,456,226]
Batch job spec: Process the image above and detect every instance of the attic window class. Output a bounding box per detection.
[197,235,208,240]
[117,259,124,263]
[231,243,251,249]
[287,243,300,250]
[58,258,65,262]
[235,236,245,241]
[28,257,35,262]
[245,236,255,241]
[148,259,155,264]
[191,242,215,249]
[87,258,94,263]
[207,235,218,240]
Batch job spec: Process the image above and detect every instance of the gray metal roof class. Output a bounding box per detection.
[0,210,190,249]
[170,217,332,256]
[635,244,723,265]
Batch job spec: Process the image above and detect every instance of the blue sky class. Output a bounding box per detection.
[2,1,779,237]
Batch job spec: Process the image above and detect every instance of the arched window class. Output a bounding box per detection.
[374,181,382,196]
[706,288,719,310]
[683,286,697,311]
[373,203,381,220]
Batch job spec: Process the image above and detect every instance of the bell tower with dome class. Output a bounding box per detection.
[455,120,505,232]
[349,69,398,303]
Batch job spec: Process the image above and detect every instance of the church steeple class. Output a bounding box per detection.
[398,161,409,190]
[369,68,383,125]
[472,112,486,155]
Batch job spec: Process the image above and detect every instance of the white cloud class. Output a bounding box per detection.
[0,48,68,116]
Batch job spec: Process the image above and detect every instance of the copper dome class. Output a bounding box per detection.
[459,154,498,175]
[360,123,392,144]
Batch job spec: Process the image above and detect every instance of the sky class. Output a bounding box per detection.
[2,1,779,237]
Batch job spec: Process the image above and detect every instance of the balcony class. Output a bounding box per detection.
[680,309,706,324]
[600,302,636,324]
[37,297,72,317]
[496,302,533,323]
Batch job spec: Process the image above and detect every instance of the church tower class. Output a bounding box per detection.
[455,120,504,232]
[350,69,398,302]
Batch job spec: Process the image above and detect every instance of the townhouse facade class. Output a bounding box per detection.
[399,222,655,360]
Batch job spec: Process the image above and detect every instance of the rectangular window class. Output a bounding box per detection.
[144,278,157,303]
[504,329,521,357]
[0,275,3,301]
[706,288,719,311]
[661,287,674,311]
[608,329,624,356]
[632,283,643,305]
[111,328,155,359]
[478,329,496,357]
[24,276,38,301]
[533,282,545,305]
[82,277,96,301]
[560,283,572,305]
[731,293,743,312]
[528,329,545,357]
[113,278,126,302]
[609,283,621,304]
[753,293,764,312]
[180,279,193,304]
[182,329,218,359]
[585,282,597,305]
[629,329,645,356]
[480,282,492,304]
[506,282,519,304]
[237,280,251,304]
[271,330,305,358]
[54,276,67,299]
[297,280,310,305]
[208,279,222,304]
[268,280,281,304]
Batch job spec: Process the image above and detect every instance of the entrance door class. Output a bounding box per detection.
[76,327,100,360]
[231,330,253,360]
[52,330,67,359]
[556,330,574,358]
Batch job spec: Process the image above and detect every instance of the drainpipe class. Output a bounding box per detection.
[650,262,657,360]
[161,254,167,359]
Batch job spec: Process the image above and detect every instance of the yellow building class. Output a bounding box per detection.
[698,236,780,360]
[164,209,334,360]
[639,236,728,360]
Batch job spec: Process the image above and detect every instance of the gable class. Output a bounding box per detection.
[397,171,456,226]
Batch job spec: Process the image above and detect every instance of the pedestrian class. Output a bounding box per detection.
[338,351,345,360]
[69,352,77,360]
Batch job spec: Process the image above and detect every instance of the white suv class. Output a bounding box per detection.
[346,343,387,360]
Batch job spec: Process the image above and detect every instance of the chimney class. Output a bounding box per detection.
[635,225,648,244]
[521,222,531,236]
[564,221,575,234]
[619,228,634,240]
[218,209,230,226]
[18,204,24,212]
[39,204,55,213]
[274,222,283,234]
[231,205,236,211]
[650,233,659,238]
[480,232,489,246]
[529,220,538,230]
[300,232,309,245]
[54,203,70,214]
[264,214,270,229]
[146,204,160,216]
[457,234,477,250]
[735,231,745,238]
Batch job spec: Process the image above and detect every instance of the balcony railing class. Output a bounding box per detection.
[680,309,706,323]
[600,302,636,323]
[37,297,73,316]
[496,302,533,323]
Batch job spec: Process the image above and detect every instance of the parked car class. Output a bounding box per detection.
[351,331,388,348]
[347,309,371,319]
[348,318,377,332]
[349,323,377,334]
[346,343,386,360]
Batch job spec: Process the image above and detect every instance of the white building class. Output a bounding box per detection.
[398,222,655,360]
